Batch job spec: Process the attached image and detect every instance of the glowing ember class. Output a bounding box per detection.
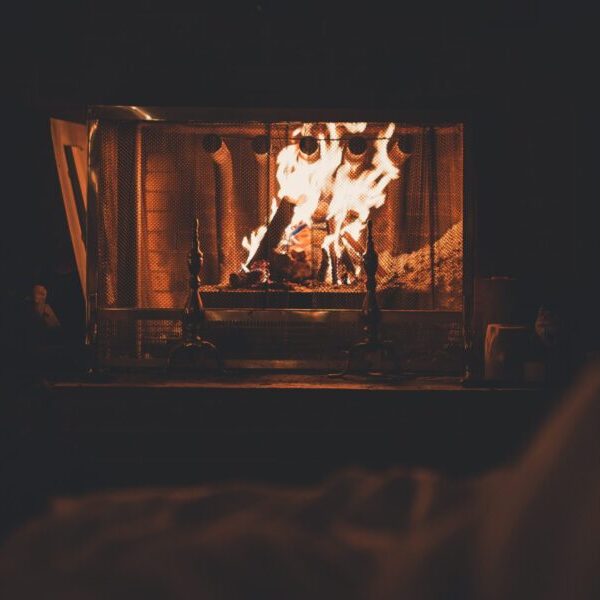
[240,122,400,283]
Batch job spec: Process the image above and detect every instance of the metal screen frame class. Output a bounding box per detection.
[86,106,474,373]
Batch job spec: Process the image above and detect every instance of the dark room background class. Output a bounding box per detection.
[5,0,599,358]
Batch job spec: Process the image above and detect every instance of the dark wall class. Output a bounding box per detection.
[6,1,599,353]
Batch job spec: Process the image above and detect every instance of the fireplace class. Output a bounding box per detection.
[84,107,468,372]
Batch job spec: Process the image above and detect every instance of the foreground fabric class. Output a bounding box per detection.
[1,364,599,599]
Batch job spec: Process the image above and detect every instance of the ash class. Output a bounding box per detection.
[379,220,463,310]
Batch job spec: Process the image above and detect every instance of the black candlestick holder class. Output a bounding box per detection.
[168,218,223,373]
[330,220,401,378]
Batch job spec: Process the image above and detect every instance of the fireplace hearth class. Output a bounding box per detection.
[80,107,468,372]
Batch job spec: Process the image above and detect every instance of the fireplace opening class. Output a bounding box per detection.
[86,108,466,372]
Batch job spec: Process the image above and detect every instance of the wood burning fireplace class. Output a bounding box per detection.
[78,106,469,373]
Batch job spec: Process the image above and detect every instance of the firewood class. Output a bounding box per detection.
[269,249,311,283]
[245,197,292,266]
[340,247,356,276]
[317,248,329,282]
[229,269,264,288]
[328,242,338,284]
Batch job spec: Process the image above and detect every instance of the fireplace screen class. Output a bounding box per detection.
[87,109,465,371]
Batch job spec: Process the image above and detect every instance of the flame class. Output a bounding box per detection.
[342,122,367,133]
[241,197,278,271]
[241,122,400,283]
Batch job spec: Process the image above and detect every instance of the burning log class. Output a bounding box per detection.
[231,259,270,288]
[270,249,312,283]
[244,196,292,267]
[317,248,329,282]
[202,134,240,284]
[328,241,339,284]
[251,135,270,225]
[340,247,356,277]
[318,212,381,285]
[290,247,306,262]
[325,216,339,284]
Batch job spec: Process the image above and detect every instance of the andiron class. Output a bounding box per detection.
[330,220,401,378]
[168,218,224,373]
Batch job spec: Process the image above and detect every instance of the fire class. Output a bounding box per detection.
[241,197,278,272]
[241,122,401,284]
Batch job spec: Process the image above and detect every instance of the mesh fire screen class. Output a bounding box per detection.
[90,112,464,371]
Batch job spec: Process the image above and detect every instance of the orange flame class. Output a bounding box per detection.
[241,122,400,283]
[241,197,278,271]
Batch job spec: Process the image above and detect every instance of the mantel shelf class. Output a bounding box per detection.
[51,374,544,394]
